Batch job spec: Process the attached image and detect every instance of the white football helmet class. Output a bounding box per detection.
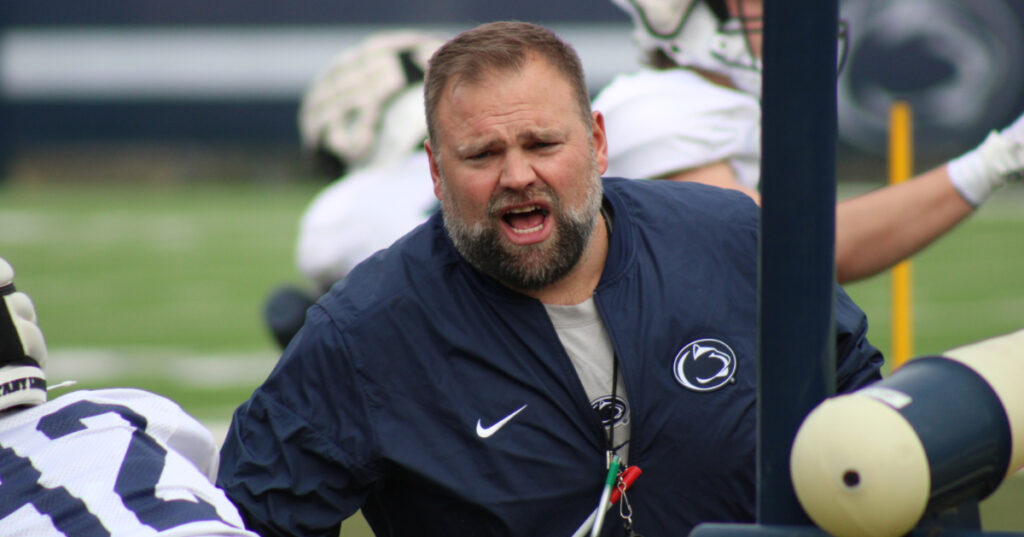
[612,0,764,96]
[0,257,48,412]
[298,31,446,177]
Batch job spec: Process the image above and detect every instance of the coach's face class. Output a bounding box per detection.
[426,53,609,291]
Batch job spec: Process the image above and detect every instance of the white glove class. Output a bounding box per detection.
[947,112,1024,206]
[0,257,48,411]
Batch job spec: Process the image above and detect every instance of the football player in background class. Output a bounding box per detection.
[596,0,1024,283]
[264,31,445,349]
[0,257,258,537]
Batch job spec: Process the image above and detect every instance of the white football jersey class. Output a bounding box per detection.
[0,388,257,537]
[593,68,762,190]
[296,151,437,289]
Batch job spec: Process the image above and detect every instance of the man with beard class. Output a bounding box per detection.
[217,21,884,537]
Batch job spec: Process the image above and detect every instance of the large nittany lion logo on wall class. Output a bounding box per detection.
[673,339,737,392]
[838,0,1024,158]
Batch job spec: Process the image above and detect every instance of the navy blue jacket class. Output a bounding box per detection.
[218,178,883,537]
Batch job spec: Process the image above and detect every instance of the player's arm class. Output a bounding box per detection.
[664,155,981,286]
[664,159,973,285]
[662,161,762,203]
[835,111,1024,284]
[662,158,972,284]
[161,397,223,481]
[834,165,973,283]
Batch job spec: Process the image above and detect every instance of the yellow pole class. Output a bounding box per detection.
[889,101,914,368]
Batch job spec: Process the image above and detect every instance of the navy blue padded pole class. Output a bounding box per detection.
[757,0,839,525]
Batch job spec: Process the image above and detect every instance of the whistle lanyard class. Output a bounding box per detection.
[588,203,643,536]
[599,202,621,466]
[605,355,620,467]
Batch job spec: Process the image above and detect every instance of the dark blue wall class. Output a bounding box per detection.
[3,0,1024,173]
[0,1,631,172]
[3,1,624,25]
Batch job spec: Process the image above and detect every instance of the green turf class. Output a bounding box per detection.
[0,180,322,431]
[0,181,320,351]
[841,186,1024,365]
[1,179,1022,534]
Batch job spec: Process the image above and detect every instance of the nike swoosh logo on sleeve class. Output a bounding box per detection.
[475,404,528,438]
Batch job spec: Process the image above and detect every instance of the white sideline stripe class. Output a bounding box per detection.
[45,349,274,448]
[1,23,640,99]
[0,210,205,246]
[46,348,278,387]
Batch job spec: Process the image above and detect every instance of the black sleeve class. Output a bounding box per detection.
[833,283,885,393]
[217,305,379,537]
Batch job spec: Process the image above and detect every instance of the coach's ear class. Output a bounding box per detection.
[425,138,443,202]
[591,110,608,175]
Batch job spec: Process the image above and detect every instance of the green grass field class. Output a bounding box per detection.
[0,181,321,425]
[1,178,1022,534]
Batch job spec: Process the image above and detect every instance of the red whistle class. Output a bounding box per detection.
[609,465,643,504]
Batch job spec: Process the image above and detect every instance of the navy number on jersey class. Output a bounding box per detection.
[0,400,222,535]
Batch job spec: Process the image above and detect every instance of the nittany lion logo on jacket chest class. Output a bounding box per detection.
[673,338,737,392]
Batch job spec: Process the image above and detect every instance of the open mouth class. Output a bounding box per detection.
[503,205,549,233]
[500,204,552,244]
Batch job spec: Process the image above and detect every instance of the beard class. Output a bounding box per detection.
[439,158,604,292]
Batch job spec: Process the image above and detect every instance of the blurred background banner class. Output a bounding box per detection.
[3,0,1024,176]
[0,0,634,175]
